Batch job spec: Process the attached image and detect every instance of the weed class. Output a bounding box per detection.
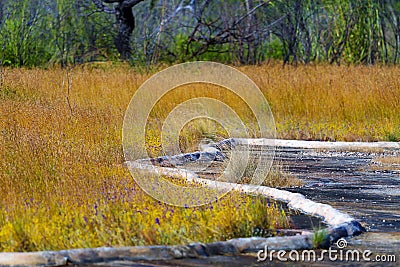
[387,133,400,142]
[312,228,329,249]
[370,156,400,172]
[376,156,400,165]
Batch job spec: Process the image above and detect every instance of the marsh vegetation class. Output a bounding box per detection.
[0,63,399,251]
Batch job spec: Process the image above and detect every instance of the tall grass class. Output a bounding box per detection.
[0,62,398,251]
[146,63,400,144]
[244,63,400,142]
[0,64,289,252]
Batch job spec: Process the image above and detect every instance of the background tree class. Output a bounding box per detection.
[0,0,54,66]
[93,0,146,59]
[1,0,400,66]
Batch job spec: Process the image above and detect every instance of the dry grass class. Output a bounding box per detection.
[370,156,400,172]
[242,63,400,142]
[262,164,304,187]
[374,156,400,165]
[0,62,398,251]
[146,62,400,146]
[226,153,303,188]
[315,147,386,153]
[0,64,289,252]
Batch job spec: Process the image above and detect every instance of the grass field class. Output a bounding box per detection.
[0,62,399,251]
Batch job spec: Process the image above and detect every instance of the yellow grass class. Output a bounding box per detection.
[224,151,303,188]
[375,156,400,165]
[147,63,400,144]
[239,164,304,188]
[371,156,400,171]
[0,62,399,251]
[244,64,400,142]
[0,64,289,252]
[262,164,304,188]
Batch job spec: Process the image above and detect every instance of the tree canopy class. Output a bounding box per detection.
[1,0,400,67]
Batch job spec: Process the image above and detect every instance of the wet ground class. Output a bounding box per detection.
[277,148,399,232]
[277,146,400,265]
[74,146,400,266]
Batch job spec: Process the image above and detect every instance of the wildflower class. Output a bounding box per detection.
[155,218,160,225]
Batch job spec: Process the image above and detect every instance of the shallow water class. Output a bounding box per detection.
[275,147,400,259]
[77,145,400,266]
[278,148,399,231]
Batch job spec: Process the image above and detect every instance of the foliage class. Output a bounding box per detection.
[0,0,116,67]
[0,0,53,66]
[1,0,400,66]
[312,228,328,249]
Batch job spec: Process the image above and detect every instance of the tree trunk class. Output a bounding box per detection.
[114,2,134,59]
[102,0,145,60]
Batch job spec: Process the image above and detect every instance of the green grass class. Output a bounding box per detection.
[312,228,329,249]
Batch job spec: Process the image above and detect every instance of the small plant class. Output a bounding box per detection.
[374,156,400,165]
[387,133,400,142]
[312,228,329,249]
[263,164,304,188]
